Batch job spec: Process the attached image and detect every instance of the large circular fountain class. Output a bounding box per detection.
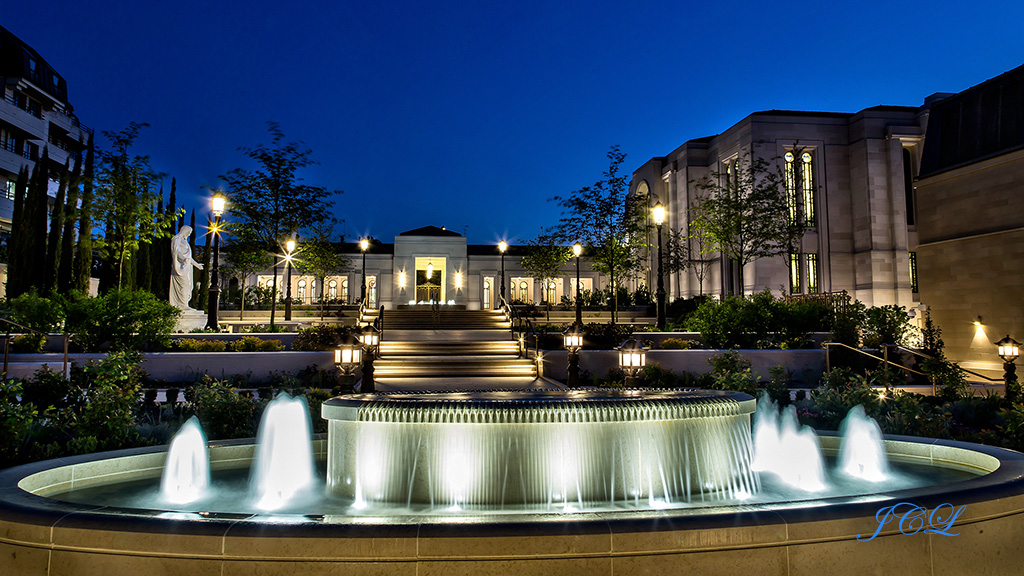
[2,388,1024,576]
[323,389,757,507]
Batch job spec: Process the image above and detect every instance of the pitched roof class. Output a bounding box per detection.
[398,225,462,237]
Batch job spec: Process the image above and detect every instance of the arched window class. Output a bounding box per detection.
[548,280,556,304]
[341,279,349,303]
[483,280,491,309]
[368,277,377,307]
[519,281,528,302]
[328,279,338,300]
[784,152,798,224]
[801,151,815,226]
[297,280,306,302]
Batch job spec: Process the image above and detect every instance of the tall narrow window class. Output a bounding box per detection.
[328,279,338,300]
[483,279,491,309]
[519,281,528,302]
[784,152,798,224]
[548,280,557,304]
[801,152,815,226]
[909,252,918,293]
[805,253,819,294]
[903,148,916,226]
[789,252,801,293]
[368,277,377,307]
[297,279,306,302]
[341,279,349,303]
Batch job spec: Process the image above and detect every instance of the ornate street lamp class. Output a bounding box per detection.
[617,336,647,387]
[334,334,363,392]
[498,240,507,306]
[360,237,369,305]
[563,323,584,387]
[573,242,583,326]
[996,335,1021,401]
[205,191,226,331]
[652,201,666,330]
[359,324,381,393]
[284,238,296,322]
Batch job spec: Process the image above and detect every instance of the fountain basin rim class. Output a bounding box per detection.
[1,433,1022,535]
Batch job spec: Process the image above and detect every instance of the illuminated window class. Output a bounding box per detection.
[483,279,491,309]
[903,149,915,226]
[297,280,306,302]
[789,252,801,293]
[805,253,819,294]
[801,152,815,226]
[519,281,528,302]
[368,277,377,307]
[328,279,338,300]
[3,180,14,201]
[784,150,816,226]
[547,280,557,304]
[341,279,349,303]
[784,152,798,224]
[909,252,918,293]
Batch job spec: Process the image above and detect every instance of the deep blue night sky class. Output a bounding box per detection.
[4,1,1023,244]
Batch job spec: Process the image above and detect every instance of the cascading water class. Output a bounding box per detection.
[323,390,759,510]
[751,396,827,491]
[160,416,210,504]
[838,405,890,481]
[252,394,316,510]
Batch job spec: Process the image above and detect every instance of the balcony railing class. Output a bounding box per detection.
[3,93,42,119]
[51,107,92,135]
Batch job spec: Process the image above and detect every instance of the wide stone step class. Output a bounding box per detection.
[373,365,538,377]
[375,355,528,364]
[379,342,519,355]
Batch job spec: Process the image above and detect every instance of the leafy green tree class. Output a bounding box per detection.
[520,232,571,321]
[93,123,177,290]
[550,146,646,322]
[690,153,798,295]
[296,219,349,321]
[220,122,341,327]
[222,230,273,321]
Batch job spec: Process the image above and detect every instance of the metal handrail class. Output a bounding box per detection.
[893,345,1001,383]
[823,342,927,377]
[0,318,69,379]
[375,305,385,341]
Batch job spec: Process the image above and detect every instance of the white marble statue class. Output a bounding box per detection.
[170,226,203,311]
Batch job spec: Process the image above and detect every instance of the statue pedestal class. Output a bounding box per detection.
[175,310,208,333]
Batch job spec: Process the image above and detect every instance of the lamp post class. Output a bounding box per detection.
[652,201,666,330]
[563,323,584,387]
[996,335,1021,402]
[360,237,369,305]
[284,238,296,322]
[205,192,226,331]
[573,242,582,326]
[498,240,507,306]
[617,336,647,387]
[359,324,381,394]
[334,334,363,393]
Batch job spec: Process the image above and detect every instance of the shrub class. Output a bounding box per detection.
[862,305,913,348]
[293,325,353,351]
[640,363,678,388]
[763,365,790,406]
[658,338,692,350]
[230,336,284,352]
[185,375,259,440]
[633,285,653,306]
[0,379,38,468]
[306,388,332,434]
[705,349,758,396]
[242,323,290,333]
[582,322,634,350]
[10,332,46,353]
[77,351,145,450]
[1,291,64,332]
[20,365,76,411]
[64,289,179,351]
[174,338,228,352]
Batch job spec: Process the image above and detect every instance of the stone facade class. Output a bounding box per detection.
[630,106,930,309]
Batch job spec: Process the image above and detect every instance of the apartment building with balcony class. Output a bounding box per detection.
[0,24,91,259]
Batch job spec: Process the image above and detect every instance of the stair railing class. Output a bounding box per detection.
[0,318,70,379]
[375,305,385,341]
[823,342,1000,395]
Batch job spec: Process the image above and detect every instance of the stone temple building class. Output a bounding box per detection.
[629,103,936,309]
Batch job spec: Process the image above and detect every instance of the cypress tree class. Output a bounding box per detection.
[7,166,29,297]
[73,135,95,294]
[197,216,212,311]
[43,159,70,294]
[152,187,167,299]
[57,148,82,294]
[136,207,152,293]
[188,209,196,304]
[29,148,51,292]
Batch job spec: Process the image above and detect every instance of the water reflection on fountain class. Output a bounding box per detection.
[839,405,890,482]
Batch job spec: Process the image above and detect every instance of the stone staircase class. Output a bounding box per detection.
[368,309,538,381]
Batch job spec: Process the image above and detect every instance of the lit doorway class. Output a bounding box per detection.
[414,257,446,302]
